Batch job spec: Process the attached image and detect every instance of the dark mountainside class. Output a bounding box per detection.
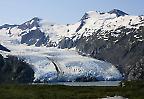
[108,9,128,17]
[0,44,10,52]
[0,54,34,83]
[76,26,144,80]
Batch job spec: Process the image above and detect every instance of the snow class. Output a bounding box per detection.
[81,13,144,39]
[39,21,80,43]
[30,26,37,31]
[30,20,34,25]
[76,11,144,41]
[10,26,22,36]
[46,48,122,81]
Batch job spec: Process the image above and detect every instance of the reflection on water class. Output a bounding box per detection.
[49,81,121,86]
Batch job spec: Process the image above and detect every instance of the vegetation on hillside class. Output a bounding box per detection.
[0,80,143,99]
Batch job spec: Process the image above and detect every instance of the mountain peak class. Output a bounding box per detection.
[30,17,41,22]
[81,11,100,21]
[108,9,128,17]
[18,17,41,30]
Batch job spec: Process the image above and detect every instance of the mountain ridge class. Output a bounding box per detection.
[108,9,128,17]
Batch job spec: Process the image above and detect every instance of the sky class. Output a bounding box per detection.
[0,0,143,25]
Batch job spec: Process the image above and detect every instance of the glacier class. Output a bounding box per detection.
[0,30,122,82]
[0,41,122,82]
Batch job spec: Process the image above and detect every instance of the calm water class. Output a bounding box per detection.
[48,81,121,86]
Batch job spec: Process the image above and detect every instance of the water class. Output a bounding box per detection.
[49,81,121,86]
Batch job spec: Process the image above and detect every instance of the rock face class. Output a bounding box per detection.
[0,44,10,52]
[18,17,41,30]
[108,9,128,17]
[21,29,49,47]
[76,26,144,80]
[58,37,77,49]
[0,54,34,83]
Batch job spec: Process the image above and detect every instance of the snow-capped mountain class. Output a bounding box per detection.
[0,9,143,82]
[0,9,143,48]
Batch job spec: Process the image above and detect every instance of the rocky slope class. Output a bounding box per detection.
[0,44,10,52]
[0,54,34,83]
[76,25,144,80]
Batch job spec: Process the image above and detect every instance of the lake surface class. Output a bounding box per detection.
[48,81,121,86]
